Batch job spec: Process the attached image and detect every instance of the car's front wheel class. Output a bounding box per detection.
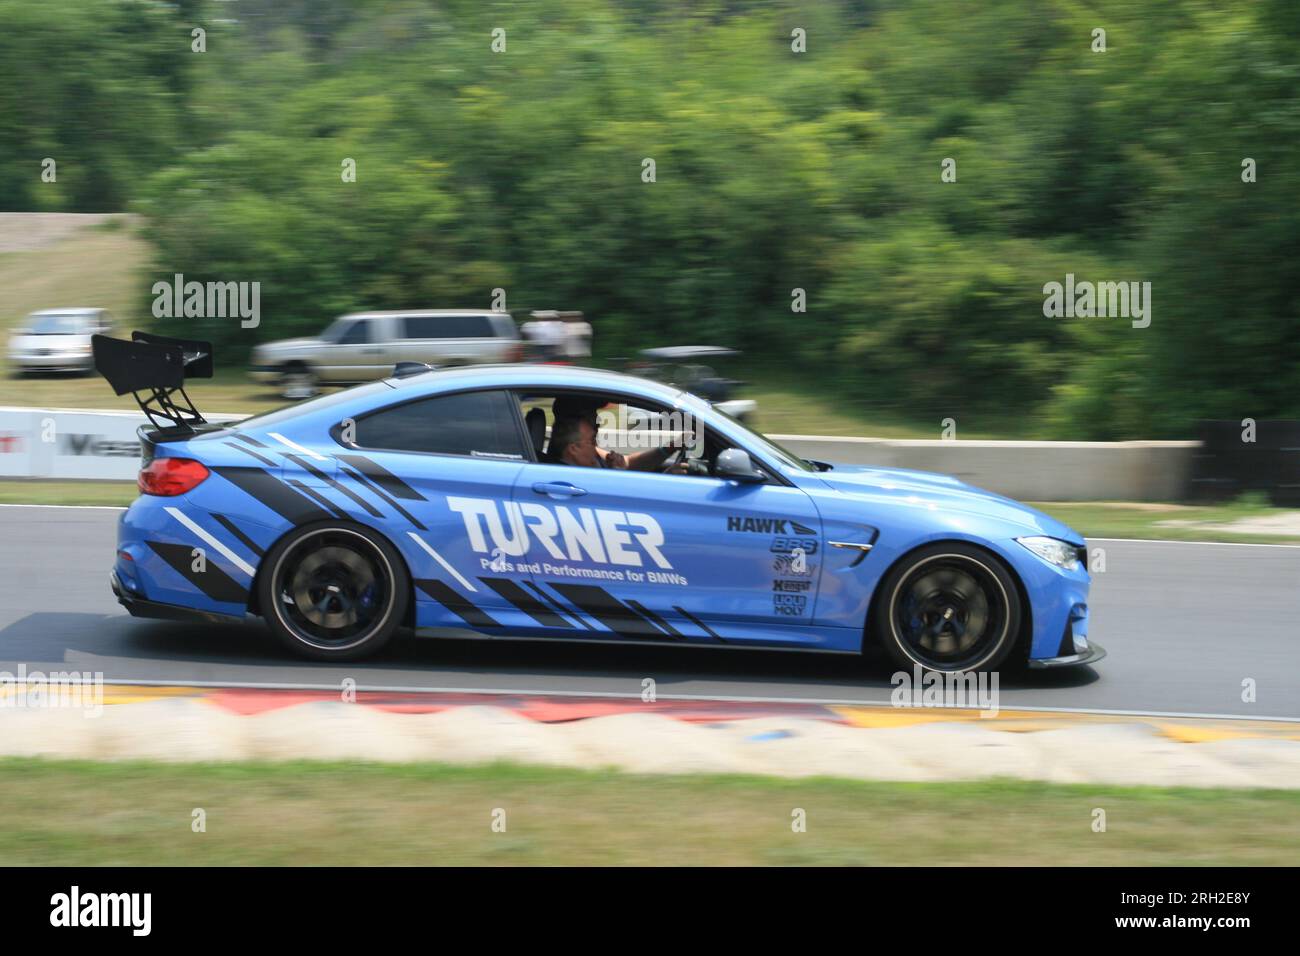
[259,523,409,661]
[280,363,318,399]
[872,542,1022,673]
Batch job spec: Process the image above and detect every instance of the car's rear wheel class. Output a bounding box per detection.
[259,523,409,661]
[872,542,1021,673]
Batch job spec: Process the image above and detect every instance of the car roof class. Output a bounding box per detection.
[385,363,687,403]
[639,345,740,360]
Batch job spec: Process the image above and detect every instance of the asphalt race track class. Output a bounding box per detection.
[3,505,1298,719]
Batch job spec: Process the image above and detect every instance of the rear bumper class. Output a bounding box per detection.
[1027,641,1107,669]
[110,569,245,626]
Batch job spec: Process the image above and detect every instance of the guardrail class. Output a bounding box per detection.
[0,405,1199,501]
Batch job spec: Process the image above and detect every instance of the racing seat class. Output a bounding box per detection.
[525,407,547,459]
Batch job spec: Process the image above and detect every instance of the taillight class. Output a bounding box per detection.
[507,343,523,363]
[138,458,210,496]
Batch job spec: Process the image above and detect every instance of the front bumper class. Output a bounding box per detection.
[110,569,245,626]
[1027,641,1107,669]
[10,354,93,372]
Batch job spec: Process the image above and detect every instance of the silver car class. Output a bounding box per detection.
[8,308,112,374]
[250,310,523,397]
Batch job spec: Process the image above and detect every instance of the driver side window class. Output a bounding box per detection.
[515,390,751,479]
[337,321,369,345]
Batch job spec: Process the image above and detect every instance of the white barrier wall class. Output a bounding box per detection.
[772,435,1199,502]
[0,406,1197,500]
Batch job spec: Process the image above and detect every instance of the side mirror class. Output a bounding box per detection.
[715,448,766,483]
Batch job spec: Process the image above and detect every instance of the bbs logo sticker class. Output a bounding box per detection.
[770,537,818,556]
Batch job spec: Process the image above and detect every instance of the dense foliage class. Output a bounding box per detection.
[4,0,1297,437]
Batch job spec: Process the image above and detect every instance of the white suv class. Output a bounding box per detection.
[8,308,112,374]
[250,310,523,397]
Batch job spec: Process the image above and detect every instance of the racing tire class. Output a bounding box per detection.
[259,522,409,661]
[871,542,1022,674]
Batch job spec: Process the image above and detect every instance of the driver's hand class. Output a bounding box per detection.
[605,450,628,469]
[665,458,689,475]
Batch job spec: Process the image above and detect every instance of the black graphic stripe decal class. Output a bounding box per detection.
[524,581,594,630]
[285,454,384,518]
[415,579,501,628]
[212,467,334,525]
[672,605,729,644]
[626,599,684,639]
[338,454,425,501]
[548,584,670,639]
[225,441,276,467]
[211,514,265,558]
[479,578,573,629]
[339,464,427,530]
[285,479,350,520]
[234,433,269,448]
[147,541,248,604]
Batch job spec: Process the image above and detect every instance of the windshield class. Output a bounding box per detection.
[28,312,95,335]
[680,392,815,472]
[321,316,357,343]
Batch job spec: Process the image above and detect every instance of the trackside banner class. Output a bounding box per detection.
[0,406,243,481]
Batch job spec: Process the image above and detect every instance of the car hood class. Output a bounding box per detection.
[255,337,324,353]
[810,464,1084,543]
[9,333,92,350]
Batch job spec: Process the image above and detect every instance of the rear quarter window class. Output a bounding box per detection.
[350,388,526,459]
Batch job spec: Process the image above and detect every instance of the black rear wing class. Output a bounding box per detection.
[91,331,214,436]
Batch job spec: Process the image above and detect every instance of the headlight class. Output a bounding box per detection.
[1016,536,1081,571]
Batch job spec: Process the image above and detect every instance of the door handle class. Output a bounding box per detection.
[532,481,587,498]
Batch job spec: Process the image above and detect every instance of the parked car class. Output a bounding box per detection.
[8,308,112,375]
[250,310,523,398]
[625,346,756,423]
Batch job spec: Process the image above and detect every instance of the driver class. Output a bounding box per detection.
[549,416,601,468]
[550,395,687,473]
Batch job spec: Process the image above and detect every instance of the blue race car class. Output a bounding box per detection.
[93,331,1103,673]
